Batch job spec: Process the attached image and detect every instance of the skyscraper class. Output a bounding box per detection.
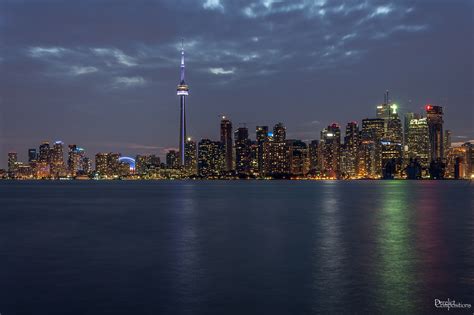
[28,149,37,162]
[256,126,269,176]
[198,139,224,178]
[264,123,289,177]
[67,145,85,177]
[407,117,430,169]
[426,104,444,162]
[50,141,65,178]
[220,116,233,172]
[360,118,385,178]
[343,121,359,178]
[166,150,179,169]
[8,152,18,178]
[320,123,341,178]
[185,138,197,175]
[38,141,51,163]
[235,126,251,176]
[177,41,189,167]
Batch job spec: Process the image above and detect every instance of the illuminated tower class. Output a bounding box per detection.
[177,41,189,167]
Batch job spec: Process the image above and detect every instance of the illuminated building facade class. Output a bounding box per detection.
[166,150,180,169]
[67,145,85,177]
[342,122,359,178]
[28,149,37,162]
[287,140,309,176]
[321,123,341,178]
[198,139,225,178]
[407,117,430,169]
[309,140,321,174]
[185,138,197,175]
[38,142,51,164]
[8,152,18,178]
[360,118,384,178]
[220,116,233,172]
[235,127,252,176]
[256,126,269,176]
[426,105,444,162]
[264,123,290,177]
[50,141,65,178]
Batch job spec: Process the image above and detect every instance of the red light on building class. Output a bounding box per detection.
[425,104,433,111]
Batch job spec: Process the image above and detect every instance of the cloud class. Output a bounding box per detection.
[92,48,137,66]
[29,46,67,58]
[114,76,146,87]
[70,66,98,75]
[209,67,235,75]
[203,0,223,11]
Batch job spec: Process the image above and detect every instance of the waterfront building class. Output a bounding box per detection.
[7,152,18,178]
[67,145,85,177]
[198,139,225,178]
[166,150,180,169]
[426,105,444,162]
[342,122,359,178]
[407,117,430,169]
[256,126,269,176]
[320,123,341,178]
[287,140,309,176]
[235,127,252,176]
[309,140,321,175]
[185,138,197,175]
[360,118,385,177]
[50,141,65,178]
[264,123,290,177]
[28,149,37,162]
[220,116,233,172]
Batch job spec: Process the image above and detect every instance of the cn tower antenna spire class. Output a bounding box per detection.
[180,38,185,84]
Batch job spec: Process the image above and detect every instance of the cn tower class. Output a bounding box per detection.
[176,41,189,167]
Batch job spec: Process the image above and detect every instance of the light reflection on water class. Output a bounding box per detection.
[0,181,472,314]
[375,182,417,313]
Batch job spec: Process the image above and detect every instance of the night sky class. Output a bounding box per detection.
[1,0,473,166]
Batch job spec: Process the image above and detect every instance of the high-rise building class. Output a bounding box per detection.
[256,126,269,176]
[309,140,321,174]
[342,122,359,178]
[107,153,120,177]
[407,117,430,169]
[264,123,290,177]
[320,123,341,178]
[220,116,233,172]
[166,150,180,169]
[135,155,160,176]
[235,127,252,176]
[360,118,385,178]
[198,139,224,178]
[67,145,85,177]
[177,42,189,167]
[426,104,444,162]
[95,153,109,177]
[7,152,18,178]
[82,157,91,175]
[38,141,51,163]
[185,138,197,175]
[404,112,421,147]
[50,141,65,178]
[287,140,309,176]
[444,130,452,158]
[376,90,392,120]
[28,149,37,162]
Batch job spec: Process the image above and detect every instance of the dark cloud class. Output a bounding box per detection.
[1,0,473,166]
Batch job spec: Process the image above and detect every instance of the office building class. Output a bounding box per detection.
[220,116,233,172]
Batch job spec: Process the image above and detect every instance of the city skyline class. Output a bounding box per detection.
[1,0,473,168]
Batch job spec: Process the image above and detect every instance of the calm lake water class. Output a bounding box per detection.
[0,181,473,314]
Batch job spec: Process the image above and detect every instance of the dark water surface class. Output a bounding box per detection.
[0,181,472,314]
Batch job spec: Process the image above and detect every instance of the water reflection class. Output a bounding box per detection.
[170,183,203,313]
[312,181,346,313]
[375,182,417,313]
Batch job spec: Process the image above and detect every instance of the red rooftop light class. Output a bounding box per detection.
[425,104,433,111]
